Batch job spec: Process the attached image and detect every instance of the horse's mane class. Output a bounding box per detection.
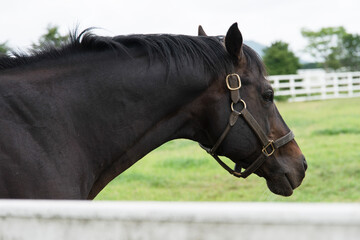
[0,29,266,77]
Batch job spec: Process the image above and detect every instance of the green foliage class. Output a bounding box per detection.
[0,41,11,55]
[341,33,360,71]
[300,62,323,69]
[301,27,346,70]
[96,98,360,202]
[263,41,300,75]
[32,25,69,50]
[301,26,360,71]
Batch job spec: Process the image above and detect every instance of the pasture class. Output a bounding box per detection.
[96,97,360,202]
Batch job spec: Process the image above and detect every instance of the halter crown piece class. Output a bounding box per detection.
[199,73,295,178]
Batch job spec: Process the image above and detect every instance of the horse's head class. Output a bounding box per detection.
[196,23,307,196]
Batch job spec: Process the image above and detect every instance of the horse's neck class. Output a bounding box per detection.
[0,53,212,198]
[59,54,211,198]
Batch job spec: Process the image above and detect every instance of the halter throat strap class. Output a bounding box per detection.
[199,73,295,178]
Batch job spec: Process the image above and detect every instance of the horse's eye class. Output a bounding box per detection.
[263,90,274,102]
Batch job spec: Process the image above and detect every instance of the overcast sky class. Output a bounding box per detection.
[1,0,359,60]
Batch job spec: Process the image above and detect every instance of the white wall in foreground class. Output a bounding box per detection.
[0,201,359,240]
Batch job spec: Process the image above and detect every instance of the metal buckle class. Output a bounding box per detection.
[262,140,275,157]
[226,74,241,90]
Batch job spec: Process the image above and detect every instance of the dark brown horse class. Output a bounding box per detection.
[0,23,306,199]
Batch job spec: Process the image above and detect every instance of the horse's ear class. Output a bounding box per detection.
[198,25,207,36]
[225,23,243,63]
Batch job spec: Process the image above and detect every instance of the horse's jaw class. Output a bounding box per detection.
[257,154,306,197]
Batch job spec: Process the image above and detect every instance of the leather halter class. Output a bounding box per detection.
[199,73,294,178]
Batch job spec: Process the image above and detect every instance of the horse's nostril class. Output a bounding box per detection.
[303,157,308,171]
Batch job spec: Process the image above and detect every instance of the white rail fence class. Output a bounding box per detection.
[1,201,360,240]
[268,71,360,102]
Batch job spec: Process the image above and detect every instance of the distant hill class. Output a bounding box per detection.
[244,40,266,57]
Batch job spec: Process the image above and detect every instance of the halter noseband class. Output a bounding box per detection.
[199,73,294,178]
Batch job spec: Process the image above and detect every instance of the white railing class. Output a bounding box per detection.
[0,201,360,240]
[268,71,360,102]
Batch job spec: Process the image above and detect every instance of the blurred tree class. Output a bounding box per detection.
[32,25,69,50]
[300,62,322,69]
[0,41,11,55]
[301,27,346,71]
[341,33,360,71]
[263,41,300,75]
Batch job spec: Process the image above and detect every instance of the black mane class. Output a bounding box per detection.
[0,29,266,77]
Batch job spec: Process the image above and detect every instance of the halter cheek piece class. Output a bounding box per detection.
[199,73,295,178]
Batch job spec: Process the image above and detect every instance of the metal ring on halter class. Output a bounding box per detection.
[231,99,247,114]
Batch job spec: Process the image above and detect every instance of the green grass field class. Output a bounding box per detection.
[96,97,360,202]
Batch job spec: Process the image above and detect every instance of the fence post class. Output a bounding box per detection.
[303,72,311,100]
[320,72,326,100]
[348,72,353,97]
[334,73,339,98]
[289,76,295,100]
